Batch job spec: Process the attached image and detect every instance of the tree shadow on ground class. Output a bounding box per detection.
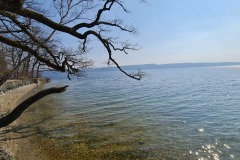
[0,115,65,141]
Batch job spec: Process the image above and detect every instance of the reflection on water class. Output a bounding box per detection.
[23,67,240,159]
[190,140,235,160]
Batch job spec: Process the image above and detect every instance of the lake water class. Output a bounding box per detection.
[29,67,240,159]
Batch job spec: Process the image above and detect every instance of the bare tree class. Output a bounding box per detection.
[0,0,143,127]
[0,43,33,85]
[0,43,8,78]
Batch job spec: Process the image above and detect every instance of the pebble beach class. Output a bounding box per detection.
[0,84,37,160]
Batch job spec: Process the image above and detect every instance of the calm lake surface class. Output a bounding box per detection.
[30,67,240,160]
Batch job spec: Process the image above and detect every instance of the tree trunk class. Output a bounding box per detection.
[0,85,68,128]
[31,59,38,78]
[36,62,41,78]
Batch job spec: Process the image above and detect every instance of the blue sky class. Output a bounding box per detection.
[62,0,240,66]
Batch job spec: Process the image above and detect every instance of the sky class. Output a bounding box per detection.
[62,0,240,67]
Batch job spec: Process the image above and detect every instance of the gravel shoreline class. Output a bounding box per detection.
[0,84,38,160]
[0,147,10,160]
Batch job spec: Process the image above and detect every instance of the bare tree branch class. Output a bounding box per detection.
[0,55,30,86]
[0,34,66,72]
[0,0,142,79]
[0,0,143,128]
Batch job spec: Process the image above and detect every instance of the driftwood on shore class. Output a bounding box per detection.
[0,83,67,128]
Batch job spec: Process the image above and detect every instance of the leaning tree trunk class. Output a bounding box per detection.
[0,85,68,128]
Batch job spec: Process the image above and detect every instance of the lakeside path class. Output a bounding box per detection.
[0,84,38,160]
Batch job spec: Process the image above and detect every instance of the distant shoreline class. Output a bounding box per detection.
[88,62,240,72]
